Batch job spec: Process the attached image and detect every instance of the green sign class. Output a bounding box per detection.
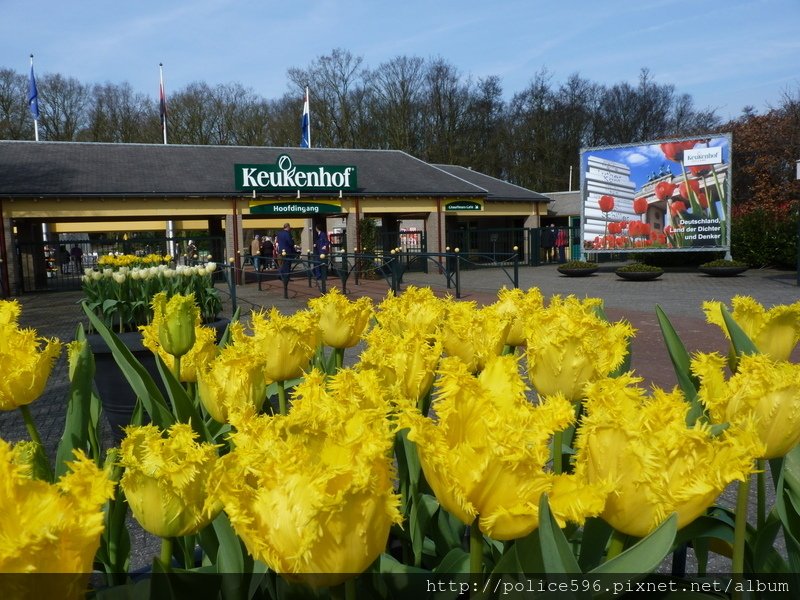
[445,200,482,211]
[250,200,342,215]
[235,154,357,192]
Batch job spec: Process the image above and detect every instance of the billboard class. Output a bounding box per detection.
[580,134,731,254]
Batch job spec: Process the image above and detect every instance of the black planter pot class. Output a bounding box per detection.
[88,318,230,445]
[557,266,599,277]
[698,266,748,277]
[615,270,663,281]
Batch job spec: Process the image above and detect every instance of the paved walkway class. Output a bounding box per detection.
[1,263,797,570]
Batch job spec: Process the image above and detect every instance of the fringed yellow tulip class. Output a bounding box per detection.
[703,296,800,362]
[150,292,197,358]
[573,374,762,537]
[375,286,446,338]
[524,296,634,401]
[403,356,608,540]
[359,326,442,407]
[694,352,800,459]
[140,320,218,382]
[119,424,221,538]
[493,287,545,347]
[197,345,267,423]
[213,369,401,588]
[233,308,319,383]
[440,301,511,373]
[0,439,113,599]
[308,288,373,349]
[0,300,62,410]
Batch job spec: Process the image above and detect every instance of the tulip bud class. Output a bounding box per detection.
[152,293,197,358]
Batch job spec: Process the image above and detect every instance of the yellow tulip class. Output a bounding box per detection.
[359,326,442,407]
[197,345,267,423]
[119,424,221,538]
[233,308,319,383]
[524,296,634,401]
[140,320,218,383]
[150,292,197,358]
[213,369,401,588]
[0,439,113,600]
[573,374,762,537]
[440,300,511,373]
[403,356,608,540]
[694,352,800,459]
[493,287,545,347]
[703,296,800,362]
[375,286,446,338]
[0,300,62,411]
[308,288,373,349]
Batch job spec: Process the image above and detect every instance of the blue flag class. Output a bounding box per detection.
[300,87,310,148]
[28,64,40,120]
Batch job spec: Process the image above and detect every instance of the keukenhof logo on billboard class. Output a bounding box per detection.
[580,134,731,253]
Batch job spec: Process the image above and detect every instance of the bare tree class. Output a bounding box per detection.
[369,55,426,152]
[38,73,89,140]
[82,82,155,142]
[421,58,471,164]
[0,68,31,140]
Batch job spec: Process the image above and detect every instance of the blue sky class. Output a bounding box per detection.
[2,0,798,122]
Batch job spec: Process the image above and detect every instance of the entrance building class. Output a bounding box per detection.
[0,141,550,294]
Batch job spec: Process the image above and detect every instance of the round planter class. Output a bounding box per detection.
[557,266,599,277]
[698,266,748,277]
[616,270,663,281]
[87,318,230,445]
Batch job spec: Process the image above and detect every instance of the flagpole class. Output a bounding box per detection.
[29,55,39,142]
[159,63,167,145]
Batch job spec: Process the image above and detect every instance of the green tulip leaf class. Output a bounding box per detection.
[213,512,245,574]
[591,513,677,574]
[538,493,581,573]
[433,548,470,574]
[655,305,703,425]
[55,324,95,477]
[578,517,613,571]
[719,305,759,357]
[155,354,211,442]
[377,553,428,574]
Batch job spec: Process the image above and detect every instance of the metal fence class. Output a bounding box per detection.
[15,235,225,292]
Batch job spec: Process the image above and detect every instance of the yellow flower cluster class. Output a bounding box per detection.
[96,253,172,269]
[0,300,61,410]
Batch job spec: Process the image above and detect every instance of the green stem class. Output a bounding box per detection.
[345,578,356,600]
[174,354,182,384]
[470,518,483,575]
[334,347,344,371]
[552,430,563,475]
[19,404,54,481]
[732,475,751,576]
[160,537,173,572]
[277,380,288,415]
[679,162,703,215]
[606,530,627,562]
[757,459,766,531]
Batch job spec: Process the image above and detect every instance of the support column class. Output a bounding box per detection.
[225,208,243,284]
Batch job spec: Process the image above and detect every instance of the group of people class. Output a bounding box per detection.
[251,223,330,280]
[540,224,570,263]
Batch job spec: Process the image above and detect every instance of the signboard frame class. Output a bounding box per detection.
[579,133,732,257]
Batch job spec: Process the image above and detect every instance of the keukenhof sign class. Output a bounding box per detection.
[235,154,358,192]
[580,133,732,253]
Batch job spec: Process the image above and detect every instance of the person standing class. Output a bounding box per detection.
[312,224,329,280]
[275,223,295,277]
[260,235,274,270]
[250,234,261,272]
[541,225,555,263]
[70,244,83,272]
[555,226,569,263]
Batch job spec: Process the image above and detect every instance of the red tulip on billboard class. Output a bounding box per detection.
[633,197,648,214]
[598,195,615,212]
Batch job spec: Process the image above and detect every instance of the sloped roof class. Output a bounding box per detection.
[0,141,487,198]
[432,164,549,202]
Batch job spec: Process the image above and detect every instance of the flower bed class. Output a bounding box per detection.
[556,260,599,277]
[3,288,800,595]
